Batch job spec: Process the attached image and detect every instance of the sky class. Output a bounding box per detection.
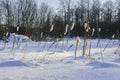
[36,0,116,11]
[36,0,59,9]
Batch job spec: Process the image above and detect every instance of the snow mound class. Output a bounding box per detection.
[0,60,26,67]
[8,33,31,42]
[64,60,75,64]
[87,61,120,68]
[113,58,120,63]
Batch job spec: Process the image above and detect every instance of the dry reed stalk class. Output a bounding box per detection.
[75,36,80,59]
[12,33,16,51]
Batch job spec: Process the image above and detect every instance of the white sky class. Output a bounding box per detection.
[36,0,116,10]
[36,0,59,8]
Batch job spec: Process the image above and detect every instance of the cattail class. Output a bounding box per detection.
[86,26,90,32]
[50,24,54,32]
[64,24,68,35]
[71,23,75,31]
[98,28,101,32]
[112,34,115,39]
[17,27,19,32]
[41,32,43,38]
[86,28,89,32]
[77,36,80,44]
[75,36,80,59]
[84,22,87,29]
[88,27,91,30]
[56,38,59,41]
[6,32,9,36]
[84,22,90,32]
[92,28,95,36]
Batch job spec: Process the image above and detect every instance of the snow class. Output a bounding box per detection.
[8,33,31,42]
[0,35,120,80]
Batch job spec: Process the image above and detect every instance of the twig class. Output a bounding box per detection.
[99,42,104,63]
[75,41,78,60]
[103,39,111,52]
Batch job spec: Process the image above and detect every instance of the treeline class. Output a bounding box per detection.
[0,0,120,40]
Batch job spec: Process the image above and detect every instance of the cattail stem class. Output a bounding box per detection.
[97,39,100,47]
[3,42,7,50]
[62,38,65,51]
[42,42,47,51]
[88,40,92,58]
[83,38,87,56]
[67,44,73,51]
[48,40,56,51]
[18,39,22,48]
[39,39,60,64]
[53,40,59,53]
[12,34,16,51]
[99,43,104,63]
[75,36,80,59]
[114,45,120,55]
[75,42,78,60]
[103,40,111,52]
[64,38,70,51]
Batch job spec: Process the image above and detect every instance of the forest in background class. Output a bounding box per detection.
[0,0,120,41]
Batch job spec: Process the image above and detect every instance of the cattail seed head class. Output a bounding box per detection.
[6,32,9,36]
[77,36,80,44]
[86,29,89,32]
[56,38,59,41]
[41,32,43,38]
[88,27,91,30]
[71,23,75,31]
[17,27,19,32]
[98,28,101,32]
[50,24,54,32]
[64,24,68,35]
[84,22,90,32]
[84,22,87,29]
[92,28,95,36]
[112,34,115,39]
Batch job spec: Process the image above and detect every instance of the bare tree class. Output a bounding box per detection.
[38,3,49,29]
[103,0,114,23]
[76,0,86,25]
[116,0,120,21]
[59,0,72,36]
[35,2,53,39]
[17,0,37,35]
[1,0,13,26]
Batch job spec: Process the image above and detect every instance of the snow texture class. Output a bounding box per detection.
[0,34,120,80]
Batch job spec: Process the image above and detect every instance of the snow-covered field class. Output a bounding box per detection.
[0,36,120,80]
